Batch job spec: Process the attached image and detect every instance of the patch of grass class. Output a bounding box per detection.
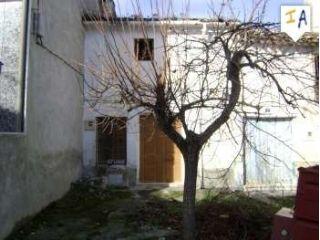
[6,184,295,240]
[128,196,183,232]
[197,189,219,203]
[150,189,184,200]
[197,191,277,240]
[196,191,297,240]
[5,181,133,240]
[131,190,293,240]
[268,196,295,209]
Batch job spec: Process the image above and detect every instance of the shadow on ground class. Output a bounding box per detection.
[5,180,295,240]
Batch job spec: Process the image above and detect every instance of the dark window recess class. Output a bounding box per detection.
[134,38,154,61]
[97,117,127,166]
[315,55,319,100]
[0,61,3,74]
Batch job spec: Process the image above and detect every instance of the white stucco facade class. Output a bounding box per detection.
[82,20,319,190]
[305,0,319,32]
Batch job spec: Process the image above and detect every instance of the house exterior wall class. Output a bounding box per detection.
[83,21,318,190]
[0,0,84,238]
[195,46,319,190]
[305,0,319,32]
[83,24,172,185]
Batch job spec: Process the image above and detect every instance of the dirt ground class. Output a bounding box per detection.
[5,180,294,240]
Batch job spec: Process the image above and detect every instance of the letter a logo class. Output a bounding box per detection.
[281,6,311,41]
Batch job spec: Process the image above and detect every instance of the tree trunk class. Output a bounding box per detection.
[182,147,200,240]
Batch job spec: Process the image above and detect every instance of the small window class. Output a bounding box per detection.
[134,38,154,61]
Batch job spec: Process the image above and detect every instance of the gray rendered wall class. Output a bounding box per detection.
[0,0,84,238]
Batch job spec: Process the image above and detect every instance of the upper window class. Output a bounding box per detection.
[0,0,28,132]
[134,38,154,61]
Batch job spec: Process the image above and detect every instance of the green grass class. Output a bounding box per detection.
[6,183,295,240]
[131,190,295,240]
[268,196,295,209]
[5,181,133,240]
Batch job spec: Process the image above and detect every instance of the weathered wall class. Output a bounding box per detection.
[0,0,84,238]
[82,25,172,185]
[83,21,318,190]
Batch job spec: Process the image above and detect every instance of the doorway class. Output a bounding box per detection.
[139,115,182,183]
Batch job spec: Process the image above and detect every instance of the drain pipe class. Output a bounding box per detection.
[200,23,207,190]
[200,149,205,189]
[32,0,43,45]
[200,115,205,189]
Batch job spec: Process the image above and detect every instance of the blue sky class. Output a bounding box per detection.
[114,0,304,22]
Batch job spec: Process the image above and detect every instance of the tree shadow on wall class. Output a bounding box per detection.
[0,107,19,132]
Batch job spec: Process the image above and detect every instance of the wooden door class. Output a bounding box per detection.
[245,118,296,188]
[140,115,181,183]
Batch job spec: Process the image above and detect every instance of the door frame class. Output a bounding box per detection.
[242,116,295,188]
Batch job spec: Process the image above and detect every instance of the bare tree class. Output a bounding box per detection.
[82,1,318,239]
